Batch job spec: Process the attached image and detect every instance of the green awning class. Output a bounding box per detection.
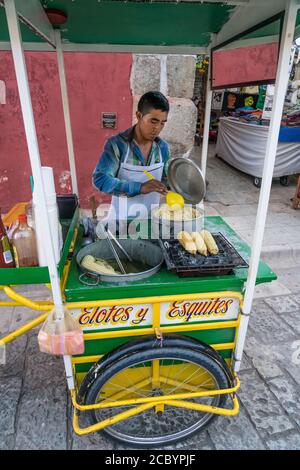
[0,1,299,48]
[0,0,234,46]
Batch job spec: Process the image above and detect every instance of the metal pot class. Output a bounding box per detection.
[151,205,204,239]
[77,239,163,284]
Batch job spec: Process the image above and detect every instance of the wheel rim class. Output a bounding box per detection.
[92,356,222,445]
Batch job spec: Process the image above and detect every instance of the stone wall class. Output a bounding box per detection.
[130,54,197,159]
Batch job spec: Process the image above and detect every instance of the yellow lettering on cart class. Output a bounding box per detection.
[165,298,234,322]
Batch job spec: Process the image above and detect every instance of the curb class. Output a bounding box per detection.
[261,243,300,269]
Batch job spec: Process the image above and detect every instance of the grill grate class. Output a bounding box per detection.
[159,232,248,277]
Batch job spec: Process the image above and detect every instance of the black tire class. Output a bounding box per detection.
[280,176,289,186]
[253,177,262,188]
[85,346,230,447]
[77,334,233,404]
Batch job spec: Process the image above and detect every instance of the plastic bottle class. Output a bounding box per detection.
[12,214,38,267]
[0,210,15,268]
[25,201,34,228]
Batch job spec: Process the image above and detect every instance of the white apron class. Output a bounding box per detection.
[108,142,164,221]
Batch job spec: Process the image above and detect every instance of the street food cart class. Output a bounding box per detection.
[0,0,298,447]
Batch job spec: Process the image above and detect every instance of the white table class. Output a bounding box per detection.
[216,117,300,186]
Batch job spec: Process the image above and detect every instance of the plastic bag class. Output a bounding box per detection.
[38,307,84,355]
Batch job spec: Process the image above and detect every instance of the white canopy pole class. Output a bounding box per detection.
[200,53,212,182]
[234,0,298,373]
[55,29,79,196]
[4,0,74,389]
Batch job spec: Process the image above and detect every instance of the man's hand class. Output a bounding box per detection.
[141,180,168,195]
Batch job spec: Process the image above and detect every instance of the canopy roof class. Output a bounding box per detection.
[0,1,299,51]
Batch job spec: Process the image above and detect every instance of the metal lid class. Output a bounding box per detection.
[167,158,206,204]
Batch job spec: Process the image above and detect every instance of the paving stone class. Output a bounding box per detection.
[0,334,27,377]
[15,386,68,450]
[208,405,265,450]
[267,375,300,427]
[274,267,300,294]
[0,307,13,335]
[247,301,296,344]
[276,309,300,335]
[254,280,292,299]
[264,296,300,314]
[244,336,284,381]
[239,353,253,372]
[293,293,300,305]
[245,336,300,386]
[265,431,300,450]
[13,284,52,300]
[23,333,66,392]
[0,376,22,437]
[71,428,115,450]
[239,369,295,439]
[9,306,45,333]
[0,434,15,450]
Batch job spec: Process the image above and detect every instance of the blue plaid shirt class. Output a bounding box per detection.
[92,126,170,197]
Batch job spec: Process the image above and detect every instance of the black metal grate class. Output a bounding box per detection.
[159,232,248,277]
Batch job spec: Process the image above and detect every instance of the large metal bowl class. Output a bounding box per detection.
[77,239,163,284]
[168,158,206,204]
[151,204,204,239]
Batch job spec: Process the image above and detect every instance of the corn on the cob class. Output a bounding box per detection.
[177,231,197,255]
[81,255,118,275]
[191,232,208,256]
[200,230,219,255]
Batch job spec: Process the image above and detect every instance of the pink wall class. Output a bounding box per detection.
[212,42,278,89]
[0,51,133,212]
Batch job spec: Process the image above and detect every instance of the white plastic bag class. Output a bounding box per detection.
[38,307,84,355]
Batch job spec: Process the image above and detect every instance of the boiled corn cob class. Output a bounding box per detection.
[81,255,119,275]
[200,230,219,255]
[191,232,208,256]
[177,231,197,255]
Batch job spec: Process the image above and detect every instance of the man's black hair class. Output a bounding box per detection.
[137,91,169,115]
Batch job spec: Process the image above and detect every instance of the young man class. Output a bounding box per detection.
[92,91,170,221]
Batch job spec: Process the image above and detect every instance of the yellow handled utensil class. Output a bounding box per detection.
[143,170,184,210]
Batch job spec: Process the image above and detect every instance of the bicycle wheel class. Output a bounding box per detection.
[85,346,230,447]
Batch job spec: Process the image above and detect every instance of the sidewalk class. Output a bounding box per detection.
[0,145,300,450]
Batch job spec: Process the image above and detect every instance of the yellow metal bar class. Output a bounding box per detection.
[72,355,104,365]
[65,291,243,310]
[0,312,49,344]
[3,287,53,311]
[0,302,22,306]
[71,378,240,411]
[73,400,162,436]
[71,391,239,436]
[163,395,239,417]
[152,360,160,388]
[61,259,71,295]
[0,300,53,307]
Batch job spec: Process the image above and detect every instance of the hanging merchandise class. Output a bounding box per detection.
[38,307,84,356]
[0,210,15,268]
[12,214,38,267]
